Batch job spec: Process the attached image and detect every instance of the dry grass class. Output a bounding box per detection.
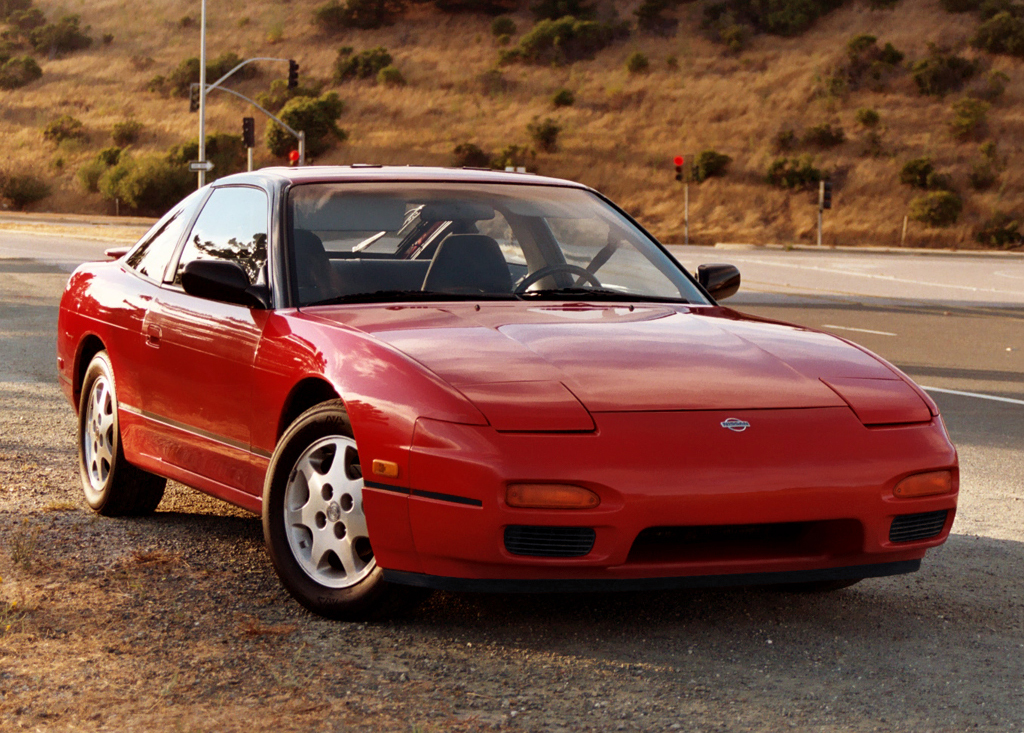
[5,0,1024,247]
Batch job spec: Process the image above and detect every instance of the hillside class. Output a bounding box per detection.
[2,0,1024,248]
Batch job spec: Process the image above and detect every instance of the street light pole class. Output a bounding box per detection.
[197,0,208,189]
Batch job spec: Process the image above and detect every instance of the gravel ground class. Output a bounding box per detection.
[1,258,1023,732]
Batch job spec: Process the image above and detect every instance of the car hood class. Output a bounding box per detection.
[306,303,927,418]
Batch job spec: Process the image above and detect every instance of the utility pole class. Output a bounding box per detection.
[197,0,207,189]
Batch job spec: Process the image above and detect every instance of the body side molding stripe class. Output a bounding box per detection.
[120,403,273,459]
[363,480,483,507]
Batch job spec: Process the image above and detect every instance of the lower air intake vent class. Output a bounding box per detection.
[889,510,948,543]
[504,525,595,558]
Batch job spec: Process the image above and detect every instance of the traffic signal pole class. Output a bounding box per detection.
[817,180,823,247]
[197,0,207,188]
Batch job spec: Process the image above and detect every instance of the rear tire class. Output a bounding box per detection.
[78,351,166,516]
[262,400,427,620]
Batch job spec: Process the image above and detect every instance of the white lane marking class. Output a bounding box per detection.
[822,324,897,337]
[922,386,1024,406]
[732,257,1024,298]
[994,270,1024,282]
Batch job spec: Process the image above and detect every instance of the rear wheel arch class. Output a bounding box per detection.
[74,335,107,408]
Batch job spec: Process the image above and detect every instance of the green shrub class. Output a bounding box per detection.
[636,0,682,36]
[452,142,492,168]
[256,78,323,114]
[491,16,516,36]
[98,155,193,216]
[971,11,1024,56]
[855,108,880,128]
[43,115,86,144]
[691,150,732,182]
[940,0,982,11]
[970,70,1010,100]
[531,0,595,20]
[843,35,904,91]
[313,0,407,31]
[626,51,650,74]
[552,88,575,107]
[334,46,393,82]
[77,159,107,193]
[703,0,846,41]
[969,162,997,190]
[802,122,845,148]
[899,157,934,188]
[0,0,32,19]
[8,6,44,31]
[266,93,346,158]
[0,55,41,89]
[97,147,122,166]
[111,120,143,146]
[911,47,978,96]
[509,16,629,65]
[28,15,92,56]
[492,144,536,170]
[979,0,1019,20]
[149,52,257,98]
[434,0,520,11]
[975,211,1021,247]
[527,117,561,152]
[766,156,823,189]
[774,128,797,151]
[909,191,962,227]
[949,97,990,140]
[0,172,51,210]
[101,32,113,44]
[377,64,406,86]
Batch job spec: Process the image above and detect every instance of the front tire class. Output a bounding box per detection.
[262,400,424,620]
[78,351,166,516]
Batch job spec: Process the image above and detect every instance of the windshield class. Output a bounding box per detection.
[287,181,708,307]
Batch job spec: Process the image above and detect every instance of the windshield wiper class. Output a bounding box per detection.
[304,290,519,307]
[516,288,688,304]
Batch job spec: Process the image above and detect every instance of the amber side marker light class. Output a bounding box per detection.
[372,460,399,478]
[506,483,600,510]
[893,470,953,498]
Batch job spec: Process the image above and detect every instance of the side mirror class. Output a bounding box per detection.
[181,260,270,309]
[697,263,741,301]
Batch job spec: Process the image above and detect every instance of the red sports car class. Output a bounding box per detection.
[57,166,958,619]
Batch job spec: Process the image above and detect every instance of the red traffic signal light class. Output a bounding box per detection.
[288,149,300,165]
[674,155,685,182]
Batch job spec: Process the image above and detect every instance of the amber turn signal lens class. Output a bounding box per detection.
[506,483,600,509]
[371,459,399,478]
[893,470,952,498]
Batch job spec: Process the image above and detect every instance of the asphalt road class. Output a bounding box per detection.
[2,233,1023,731]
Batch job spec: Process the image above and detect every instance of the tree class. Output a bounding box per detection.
[267,94,347,158]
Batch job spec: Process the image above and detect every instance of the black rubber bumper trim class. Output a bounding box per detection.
[382,559,921,593]
[363,480,482,507]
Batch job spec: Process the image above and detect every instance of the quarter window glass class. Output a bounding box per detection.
[175,187,269,285]
[125,189,204,281]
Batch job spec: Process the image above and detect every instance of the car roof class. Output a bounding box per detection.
[211,165,594,191]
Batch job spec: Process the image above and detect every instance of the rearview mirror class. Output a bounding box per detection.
[181,260,270,309]
[697,263,741,301]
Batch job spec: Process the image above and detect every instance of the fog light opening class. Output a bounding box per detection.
[893,470,953,498]
[506,483,600,510]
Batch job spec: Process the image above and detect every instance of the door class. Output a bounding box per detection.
[138,185,272,498]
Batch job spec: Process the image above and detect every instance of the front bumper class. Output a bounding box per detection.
[362,407,958,585]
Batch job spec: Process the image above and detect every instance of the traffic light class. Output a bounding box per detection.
[189,84,200,113]
[674,155,684,182]
[822,179,833,210]
[288,60,299,89]
[242,117,255,148]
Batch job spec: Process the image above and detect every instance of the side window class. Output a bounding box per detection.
[125,189,205,281]
[174,187,269,285]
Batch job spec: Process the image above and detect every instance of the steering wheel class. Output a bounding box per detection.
[514,264,602,293]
